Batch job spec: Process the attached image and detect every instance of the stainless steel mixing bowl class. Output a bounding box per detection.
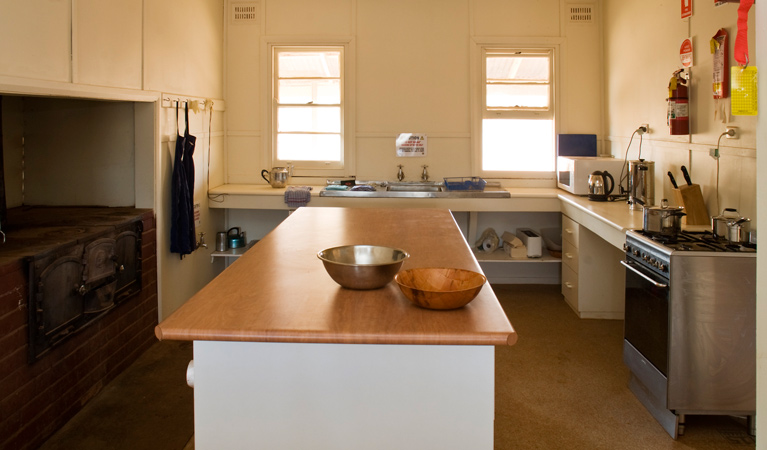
[317,245,410,290]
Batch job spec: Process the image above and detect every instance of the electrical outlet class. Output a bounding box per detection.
[641,124,649,135]
[726,126,738,139]
[709,148,720,159]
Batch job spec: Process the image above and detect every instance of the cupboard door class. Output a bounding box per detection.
[0,0,71,82]
[73,0,142,89]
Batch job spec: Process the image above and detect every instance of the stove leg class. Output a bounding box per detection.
[677,414,685,437]
[748,415,756,436]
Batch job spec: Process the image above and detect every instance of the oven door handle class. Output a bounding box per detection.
[620,260,668,288]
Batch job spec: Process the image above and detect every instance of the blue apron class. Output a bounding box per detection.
[170,103,197,258]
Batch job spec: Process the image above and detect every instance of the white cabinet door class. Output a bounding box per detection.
[0,0,71,82]
[73,0,142,89]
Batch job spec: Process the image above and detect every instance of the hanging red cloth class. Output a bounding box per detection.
[733,0,754,67]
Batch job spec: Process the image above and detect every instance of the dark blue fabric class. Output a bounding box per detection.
[170,104,197,258]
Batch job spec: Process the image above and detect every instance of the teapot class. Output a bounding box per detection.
[588,170,614,201]
[261,165,293,188]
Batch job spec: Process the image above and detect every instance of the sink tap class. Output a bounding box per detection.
[421,165,429,182]
[397,165,404,181]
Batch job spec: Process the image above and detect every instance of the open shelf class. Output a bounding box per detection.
[210,240,257,262]
[473,248,561,263]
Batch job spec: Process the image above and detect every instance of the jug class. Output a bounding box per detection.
[587,170,614,201]
[227,227,246,249]
[628,159,655,210]
[261,165,293,188]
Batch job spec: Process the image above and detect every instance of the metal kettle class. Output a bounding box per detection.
[588,170,614,201]
[261,165,293,188]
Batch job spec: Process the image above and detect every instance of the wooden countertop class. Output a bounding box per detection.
[156,207,517,346]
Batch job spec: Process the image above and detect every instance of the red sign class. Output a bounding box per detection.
[680,38,694,67]
[681,0,692,18]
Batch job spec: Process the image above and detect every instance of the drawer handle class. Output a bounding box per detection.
[565,252,573,259]
[565,228,573,234]
[564,282,574,289]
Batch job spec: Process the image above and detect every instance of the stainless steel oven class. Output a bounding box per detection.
[622,230,756,439]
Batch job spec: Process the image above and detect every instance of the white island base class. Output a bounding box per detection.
[192,341,495,450]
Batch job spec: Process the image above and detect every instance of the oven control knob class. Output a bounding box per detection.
[659,263,667,271]
[650,257,656,265]
[623,244,628,251]
[633,249,640,256]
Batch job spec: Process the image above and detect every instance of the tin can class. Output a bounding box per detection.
[216,232,227,251]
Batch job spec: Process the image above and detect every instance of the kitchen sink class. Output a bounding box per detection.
[319,181,510,198]
[386,182,444,192]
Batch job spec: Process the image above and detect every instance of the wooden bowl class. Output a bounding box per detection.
[394,268,486,310]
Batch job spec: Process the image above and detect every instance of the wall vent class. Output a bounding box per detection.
[568,5,594,24]
[231,2,258,24]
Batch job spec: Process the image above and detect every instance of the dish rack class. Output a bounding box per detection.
[443,177,486,191]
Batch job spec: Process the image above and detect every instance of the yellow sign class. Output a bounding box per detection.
[731,66,758,116]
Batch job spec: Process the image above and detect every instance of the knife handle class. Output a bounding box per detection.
[680,166,693,185]
[667,171,678,189]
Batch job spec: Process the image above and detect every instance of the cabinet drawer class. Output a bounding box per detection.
[562,215,579,247]
[561,264,579,311]
[562,239,579,272]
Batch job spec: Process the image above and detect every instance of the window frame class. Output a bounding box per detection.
[263,38,355,178]
[471,40,561,182]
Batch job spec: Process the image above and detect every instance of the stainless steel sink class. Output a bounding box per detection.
[319,181,510,198]
[386,182,444,192]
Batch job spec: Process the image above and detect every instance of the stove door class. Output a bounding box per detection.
[623,258,670,377]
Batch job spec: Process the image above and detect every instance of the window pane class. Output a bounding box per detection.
[278,51,340,78]
[278,107,340,132]
[278,79,341,104]
[487,84,549,108]
[482,119,554,171]
[277,133,341,161]
[486,56,549,81]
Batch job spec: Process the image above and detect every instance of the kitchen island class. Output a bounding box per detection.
[156,207,516,450]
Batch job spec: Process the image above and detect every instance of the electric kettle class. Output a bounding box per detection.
[588,170,614,201]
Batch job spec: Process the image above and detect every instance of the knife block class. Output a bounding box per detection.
[672,184,709,225]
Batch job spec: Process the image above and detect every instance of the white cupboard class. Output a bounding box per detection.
[561,214,625,319]
[73,0,143,89]
[0,0,71,82]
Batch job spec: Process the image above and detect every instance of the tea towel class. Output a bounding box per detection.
[285,186,312,208]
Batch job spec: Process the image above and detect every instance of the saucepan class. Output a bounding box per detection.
[643,199,685,237]
[711,207,740,238]
[727,217,751,244]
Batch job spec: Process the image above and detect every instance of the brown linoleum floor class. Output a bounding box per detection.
[39,284,756,449]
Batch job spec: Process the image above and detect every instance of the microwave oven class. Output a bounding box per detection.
[557,156,626,195]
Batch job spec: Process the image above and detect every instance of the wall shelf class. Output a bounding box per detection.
[210,240,257,262]
[473,248,561,263]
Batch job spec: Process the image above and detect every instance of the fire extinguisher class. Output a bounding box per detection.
[667,69,689,135]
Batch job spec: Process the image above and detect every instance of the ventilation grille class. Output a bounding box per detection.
[569,5,594,24]
[231,3,258,24]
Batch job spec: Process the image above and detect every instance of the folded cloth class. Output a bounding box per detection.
[285,186,312,208]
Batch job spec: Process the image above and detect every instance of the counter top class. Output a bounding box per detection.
[156,207,517,346]
[208,184,646,249]
[557,193,644,248]
[208,184,561,212]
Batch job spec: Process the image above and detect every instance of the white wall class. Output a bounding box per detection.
[224,0,604,186]
[603,0,757,228]
[145,0,227,319]
[755,3,766,446]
